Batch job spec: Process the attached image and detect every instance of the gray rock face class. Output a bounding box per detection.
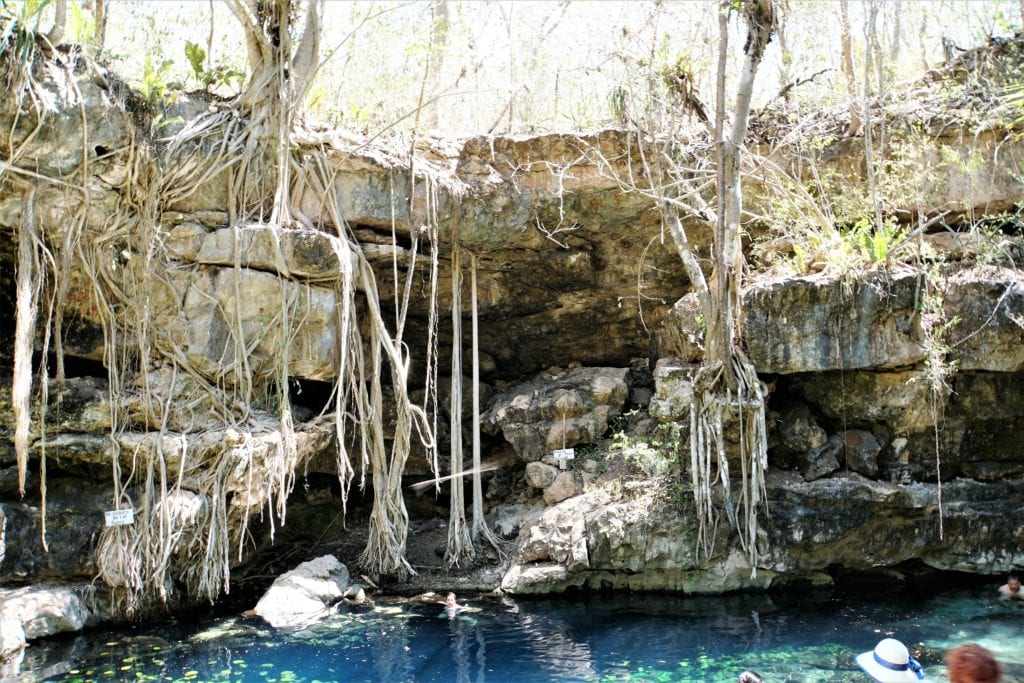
[499,471,1024,594]
[151,266,340,384]
[0,478,109,583]
[792,370,1024,481]
[946,267,1024,372]
[648,359,697,420]
[189,224,359,282]
[253,555,350,629]
[764,472,1024,574]
[656,293,705,363]
[484,367,629,461]
[744,271,925,374]
[0,585,91,640]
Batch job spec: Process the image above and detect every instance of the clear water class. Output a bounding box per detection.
[23,586,1024,682]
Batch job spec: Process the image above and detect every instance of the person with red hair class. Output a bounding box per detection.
[946,643,1002,683]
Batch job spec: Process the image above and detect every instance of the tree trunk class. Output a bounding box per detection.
[839,0,861,137]
[94,0,107,52]
[419,0,449,132]
[46,0,67,45]
[889,0,902,64]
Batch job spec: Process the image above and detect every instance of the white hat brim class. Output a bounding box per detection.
[856,651,921,683]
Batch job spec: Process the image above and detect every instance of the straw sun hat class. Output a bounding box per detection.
[856,638,926,682]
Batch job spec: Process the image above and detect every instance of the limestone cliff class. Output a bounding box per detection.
[0,36,1023,642]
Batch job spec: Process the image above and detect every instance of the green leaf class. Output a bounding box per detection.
[185,41,206,80]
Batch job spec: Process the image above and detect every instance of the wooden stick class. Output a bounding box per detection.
[409,461,502,493]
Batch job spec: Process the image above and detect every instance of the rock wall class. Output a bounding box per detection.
[1,45,1024,645]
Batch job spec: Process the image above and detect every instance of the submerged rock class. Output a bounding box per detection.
[253,555,350,629]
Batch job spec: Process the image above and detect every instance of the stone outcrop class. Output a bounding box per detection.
[0,376,338,586]
[0,585,92,640]
[743,270,926,374]
[483,366,629,462]
[648,359,696,420]
[763,472,1024,574]
[252,555,350,629]
[498,471,1024,594]
[944,267,1024,372]
[741,266,1024,376]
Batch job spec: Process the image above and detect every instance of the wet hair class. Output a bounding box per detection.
[1008,574,1020,582]
[946,643,1002,683]
[737,672,765,683]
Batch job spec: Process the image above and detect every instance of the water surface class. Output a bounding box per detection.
[25,586,1024,682]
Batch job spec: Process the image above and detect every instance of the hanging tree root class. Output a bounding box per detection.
[5,42,453,609]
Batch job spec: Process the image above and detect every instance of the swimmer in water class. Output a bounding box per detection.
[997,574,1020,600]
[442,592,465,619]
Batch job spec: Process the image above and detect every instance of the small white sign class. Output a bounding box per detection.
[104,508,135,527]
[553,448,576,469]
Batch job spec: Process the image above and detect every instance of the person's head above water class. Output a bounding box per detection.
[856,638,925,682]
[445,592,458,607]
[946,643,1002,683]
[998,574,1020,598]
[737,671,765,683]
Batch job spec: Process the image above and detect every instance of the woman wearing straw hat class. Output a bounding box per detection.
[856,638,927,682]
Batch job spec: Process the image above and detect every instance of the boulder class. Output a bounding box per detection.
[797,434,842,482]
[515,493,596,571]
[253,555,350,629]
[483,367,629,461]
[543,472,579,505]
[778,405,828,453]
[840,430,882,477]
[525,462,559,489]
[0,585,91,639]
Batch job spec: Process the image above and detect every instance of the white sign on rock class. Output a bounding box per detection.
[104,508,135,527]
[553,447,576,469]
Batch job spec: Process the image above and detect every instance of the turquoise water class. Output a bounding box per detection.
[26,586,1024,682]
